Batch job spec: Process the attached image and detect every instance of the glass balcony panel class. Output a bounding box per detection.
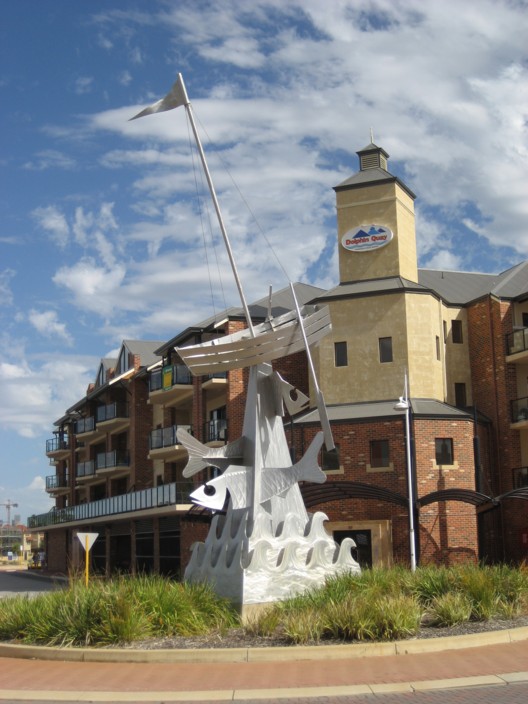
[27,481,193,528]
[506,327,528,356]
[511,397,528,423]
[46,436,70,453]
[75,417,95,434]
[96,450,130,470]
[76,460,95,478]
[96,402,129,423]
[149,364,192,392]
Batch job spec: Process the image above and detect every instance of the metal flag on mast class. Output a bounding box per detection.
[130,73,255,338]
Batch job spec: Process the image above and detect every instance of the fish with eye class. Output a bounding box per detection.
[188,432,326,511]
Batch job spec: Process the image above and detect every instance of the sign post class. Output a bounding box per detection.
[76,532,98,586]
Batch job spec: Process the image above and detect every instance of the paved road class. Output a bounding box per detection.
[0,568,63,597]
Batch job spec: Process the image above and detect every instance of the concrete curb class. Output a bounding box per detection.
[1,673,528,702]
[1,625,527,664]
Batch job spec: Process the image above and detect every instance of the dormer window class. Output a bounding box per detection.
[96,364,105,388]
[117,347,129,375]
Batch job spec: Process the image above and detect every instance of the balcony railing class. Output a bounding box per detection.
[513,467,528,488]
[511,397,528,423]
[46,474,69,491]
[149,425,192,450]
[96,402,129,423]
[204,372,228,381]
[149,364,192,392]
[27,482,193,529]
[96,449,129,470]
[506,327,528,356]
[76,460,95,479]
[45,437,70,453]
[204,418,227,442]
[74,416,95,435]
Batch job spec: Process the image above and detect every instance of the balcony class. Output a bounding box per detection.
[27,481,194,529]
[45,436,70,460]
[513,466,528,489]
[45,474,70,496]
[76,460,96,481]
[511,397,528,429]
[148,424,192,461]
[202,372,227,405]
[95,449,130,479]
[95,402,129,434]
[74,415,98,441]
[149,364,193,407]
[506,327,528,363]
[204,418,228,444]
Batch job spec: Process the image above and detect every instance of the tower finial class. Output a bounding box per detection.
[370,127,374,144]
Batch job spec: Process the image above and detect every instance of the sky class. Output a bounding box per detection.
[1,0,527,523]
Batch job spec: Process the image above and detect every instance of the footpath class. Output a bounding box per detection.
[0,568,527,701]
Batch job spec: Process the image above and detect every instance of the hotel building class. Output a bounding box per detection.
[30,141,528,573]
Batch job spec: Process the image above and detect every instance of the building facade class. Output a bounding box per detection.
[29,142,528,573]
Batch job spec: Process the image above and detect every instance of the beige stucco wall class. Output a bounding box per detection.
[336,182,417,283]
[316,291,456,405]
[441,305,472,406]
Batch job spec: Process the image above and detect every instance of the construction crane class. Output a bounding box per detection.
[0,499,18,526]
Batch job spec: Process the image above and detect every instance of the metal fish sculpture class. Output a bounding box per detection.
[177,428,245,478]
[189,432,326,511]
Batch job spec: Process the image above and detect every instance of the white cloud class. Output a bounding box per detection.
[28,476,45,491]
[74,76,94,95]
[32,206,70,248]
[23,149,76,171]
[28,309,73,345]
[53,258,127,316]
[0,269,15,306]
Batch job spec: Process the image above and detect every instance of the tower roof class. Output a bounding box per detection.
[334,141,415,199]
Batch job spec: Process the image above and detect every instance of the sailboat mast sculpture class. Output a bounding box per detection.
[131,74,359,612]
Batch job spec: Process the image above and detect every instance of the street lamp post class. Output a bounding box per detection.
[394,372,417,572]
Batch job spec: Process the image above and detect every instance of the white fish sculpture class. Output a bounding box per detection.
[189,431,326,511]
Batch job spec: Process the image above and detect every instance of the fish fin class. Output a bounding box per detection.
[177,428,211,477]
[296,431,326,484]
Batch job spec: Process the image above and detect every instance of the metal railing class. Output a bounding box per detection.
[506,327,528,356]
[95,450,129,470]
[511,397,528,423]
[76,460,95,478]
[27,482,193,529]
[204,418,228,442]
[46,474,69,490]
[45,437,69,453]
[149,425,192,450]
[96,402,129,423]
[74,416,95,434]
[149,364,192,392]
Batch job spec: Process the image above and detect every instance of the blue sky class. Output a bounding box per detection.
[1,0,527,522]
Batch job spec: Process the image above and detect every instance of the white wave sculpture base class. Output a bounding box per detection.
[184,363,360,610]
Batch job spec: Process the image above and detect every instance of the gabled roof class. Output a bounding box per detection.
[418,262,528,305]
[122,340,164,368]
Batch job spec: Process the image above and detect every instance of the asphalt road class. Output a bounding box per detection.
[0,568,63,597]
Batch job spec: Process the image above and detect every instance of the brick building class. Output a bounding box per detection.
[29,141,528,573]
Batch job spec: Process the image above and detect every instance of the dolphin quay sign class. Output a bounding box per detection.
[341,224,393,252]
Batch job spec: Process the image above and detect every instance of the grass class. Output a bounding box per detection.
[0,564,527,647]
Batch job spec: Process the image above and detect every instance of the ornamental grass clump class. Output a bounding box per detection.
[426,592,473,627]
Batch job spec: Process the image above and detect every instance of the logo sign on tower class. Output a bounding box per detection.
[341,224,393,252]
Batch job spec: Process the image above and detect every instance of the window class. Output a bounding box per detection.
[443,320,447,342]
[379,337,393,363]
[452,320,463,344]
[522,312,528,328]
[334,341,348,367]
[454,383,467,408]
[435,438,454,465]
[436,336,441,361]
[513,467,528,488]
[370,439,390,468]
